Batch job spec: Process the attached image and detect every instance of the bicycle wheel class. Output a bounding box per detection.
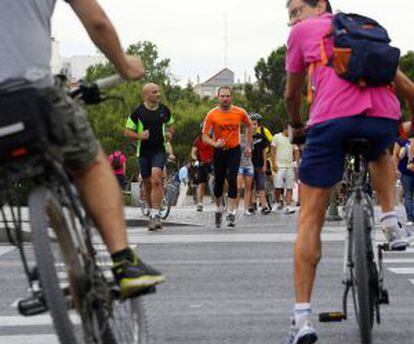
[351,202,375,344]
[29,187,116,344]
[92,240,150,344]
[160,184,175,220]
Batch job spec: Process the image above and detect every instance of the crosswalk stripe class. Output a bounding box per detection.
[125,232,348,244]
[383,259,414,263]
[0,334,58,344]
[0,246,15,257]
[0,314,80,327]
[387,267,414,274]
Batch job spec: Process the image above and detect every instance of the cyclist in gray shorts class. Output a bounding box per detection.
[0,0,165,298]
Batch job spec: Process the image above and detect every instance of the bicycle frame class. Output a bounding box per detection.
[340,151,387,324]
[0,148,99,304]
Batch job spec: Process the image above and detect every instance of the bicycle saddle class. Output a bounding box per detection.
[345,138,372,156]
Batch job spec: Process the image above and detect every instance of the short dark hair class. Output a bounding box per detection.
[287,0,333,14]
[217,86,232,96]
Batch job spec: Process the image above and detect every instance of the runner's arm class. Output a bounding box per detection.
[202,133,218,147]
[166,127,174,141]
[394,69,414,123]
[166,109,175,141]
[124,128,144,140]
[69,0,145,80]
[202,115,219,147]
[270,145,277,172]
[242,112,253,151]
[294,145,301,165]
[191,146,198,161]
[284,72,307,125]
[246,122,253,150]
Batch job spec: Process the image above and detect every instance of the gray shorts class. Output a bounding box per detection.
[44,86,99,170]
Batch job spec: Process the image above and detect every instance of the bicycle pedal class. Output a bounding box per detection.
[319,312,345,322]
[18,293,48,316]
[379,289,389,305]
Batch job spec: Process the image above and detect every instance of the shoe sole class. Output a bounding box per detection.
[297,333,318,344]
[120,275,166,298]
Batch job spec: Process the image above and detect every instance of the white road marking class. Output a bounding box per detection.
[0,246,15,257]
[126,232,348,244]
[387,267,414,274]
[0,335,58,344]
[383,259,414,263]
[0,313,80,327]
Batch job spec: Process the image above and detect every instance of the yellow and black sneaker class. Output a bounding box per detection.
[112,248,165,299]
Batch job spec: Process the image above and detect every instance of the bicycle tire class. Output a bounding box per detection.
[91,231,150,344]
[160,185,175,220]
[351,202,374,344]
[29,187,117,344]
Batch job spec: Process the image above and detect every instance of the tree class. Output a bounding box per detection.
[85,41,171,85]
[397,51,414,118]
[126,41,170,84]
[401,51,414,81]
[244,46,288,132]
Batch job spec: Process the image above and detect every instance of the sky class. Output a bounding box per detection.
[52,0,413,85]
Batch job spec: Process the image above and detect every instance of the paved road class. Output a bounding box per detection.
[0,204,413,343]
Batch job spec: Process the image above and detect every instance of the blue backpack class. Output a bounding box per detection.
[329,12,400,87]
[307,13,400,106]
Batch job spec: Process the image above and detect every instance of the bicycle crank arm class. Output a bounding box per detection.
[319,312,346,322]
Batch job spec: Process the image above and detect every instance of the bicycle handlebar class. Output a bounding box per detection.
[94,74,125,90]
[69,74,125,105]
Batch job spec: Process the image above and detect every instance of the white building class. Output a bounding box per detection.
[62,55,107,80]
[194,68,235,98]
[50,38,107,80]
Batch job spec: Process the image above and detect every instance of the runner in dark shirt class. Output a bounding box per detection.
[125,83,174,231]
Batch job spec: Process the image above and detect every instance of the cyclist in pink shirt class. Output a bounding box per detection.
[284,1,414,343]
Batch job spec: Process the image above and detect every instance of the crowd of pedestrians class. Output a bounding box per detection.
[3,0,414,343]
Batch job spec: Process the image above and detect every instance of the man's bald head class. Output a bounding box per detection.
[142,83,161,106]
[142,83,159,95]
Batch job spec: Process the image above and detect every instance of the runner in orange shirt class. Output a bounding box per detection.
[202,86,253,227]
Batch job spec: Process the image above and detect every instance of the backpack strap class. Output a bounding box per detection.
[306,31,331,109]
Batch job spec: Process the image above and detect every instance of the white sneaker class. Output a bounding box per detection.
[284,206,296,214]
[405,221,414,226]
[275,201,284,211]
[245,209,254,216]
[382,223,410,250]
[285,319,318,344]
